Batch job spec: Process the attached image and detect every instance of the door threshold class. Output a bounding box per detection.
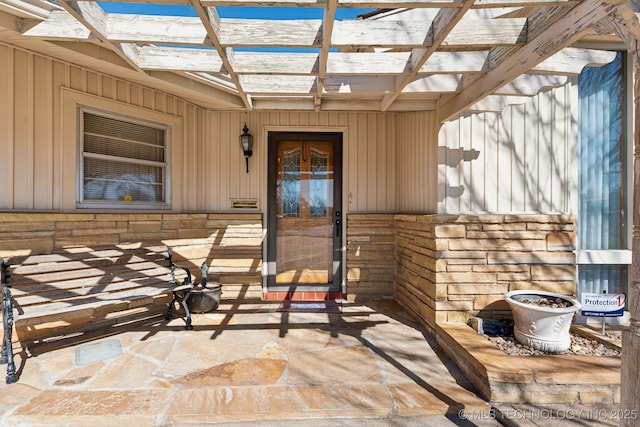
[263,289,344,302]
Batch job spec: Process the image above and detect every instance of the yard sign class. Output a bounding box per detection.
[580,292,626,317]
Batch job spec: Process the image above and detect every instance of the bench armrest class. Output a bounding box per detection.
[166,247,194,289]
[171,264,194,290]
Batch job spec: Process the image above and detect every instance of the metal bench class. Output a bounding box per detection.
[0,245,195,384]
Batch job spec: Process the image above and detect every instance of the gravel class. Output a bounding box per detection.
[485,332,621,357]
[516,295,573,308]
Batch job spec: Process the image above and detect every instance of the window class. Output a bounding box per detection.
[577,51,630,308]
[78,109,169,209]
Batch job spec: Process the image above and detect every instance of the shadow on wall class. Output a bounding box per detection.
[438,184,465,203]
[437,146,481,202]
[438,146,480,168]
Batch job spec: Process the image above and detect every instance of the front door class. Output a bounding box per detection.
[267,132,342,291]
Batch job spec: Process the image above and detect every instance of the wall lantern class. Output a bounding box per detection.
[239,123,253,173]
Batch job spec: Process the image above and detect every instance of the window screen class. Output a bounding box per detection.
[80,110,168,207]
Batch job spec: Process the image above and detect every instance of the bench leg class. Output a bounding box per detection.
[165,295,174,321]
[181,289,193,331]
[1,287,17,384]
[0,299,7,365]
[166,290,193,331]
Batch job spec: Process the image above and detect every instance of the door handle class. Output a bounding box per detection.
[335,211,341,237]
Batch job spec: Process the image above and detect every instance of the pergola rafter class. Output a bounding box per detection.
[56,0,146,74]
[190,0,253,109]
[0,0,629,117]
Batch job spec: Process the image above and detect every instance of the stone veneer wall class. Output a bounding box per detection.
[346,214,396,301]
[395,214,576,330]
[0,213,263,299]
[0,212,576,308]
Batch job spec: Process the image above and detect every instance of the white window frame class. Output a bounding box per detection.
[574,50,633,327]
[76,107,172,210]
[576,51,633,267]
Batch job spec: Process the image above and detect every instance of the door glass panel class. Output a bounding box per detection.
[310,148,329,217]
[276,141,334,285]
[282,148,301,217]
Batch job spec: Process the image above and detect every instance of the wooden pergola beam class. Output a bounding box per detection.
[56,0,144,73]
[604,2,640,425]
[381,0,475,111]
[9,0,626,113]
[438,0,618,122]
[190,0,252,109]
[316,0,338,108]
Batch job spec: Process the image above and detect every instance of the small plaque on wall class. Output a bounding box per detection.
[231,199,258,209]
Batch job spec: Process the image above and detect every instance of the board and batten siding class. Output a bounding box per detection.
[396,112,440,213]
[238,111,404,213]
[0,43,196,211]
[438,83,578,214]
[0,44,439,214]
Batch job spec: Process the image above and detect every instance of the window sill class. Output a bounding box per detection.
[575,250,632,264]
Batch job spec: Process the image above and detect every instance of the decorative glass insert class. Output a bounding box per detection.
[80,110,168,206]
[281,148,301,217]
[309,148,328,217]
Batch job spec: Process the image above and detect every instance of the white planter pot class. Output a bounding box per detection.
[504,290,581,353]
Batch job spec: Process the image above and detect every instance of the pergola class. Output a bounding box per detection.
[0,0,630,121]
[2,0,640,421]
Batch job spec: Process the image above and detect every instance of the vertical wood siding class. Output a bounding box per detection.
[396,112,440,213]
[0,44,196,211]
[438,83,578,214]
[191,110,403,212]
[0,45,442,215]
[201,110,403,212]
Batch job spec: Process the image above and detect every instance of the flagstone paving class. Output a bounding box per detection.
[0,300,499,426]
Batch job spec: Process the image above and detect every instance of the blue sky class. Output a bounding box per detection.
[98,3,374,20]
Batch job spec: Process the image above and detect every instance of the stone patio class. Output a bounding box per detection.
[0,300,496,426]
[0,299,623,426]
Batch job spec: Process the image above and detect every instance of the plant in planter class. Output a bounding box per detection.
[187,263,222,313]
[504,290,581,353]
